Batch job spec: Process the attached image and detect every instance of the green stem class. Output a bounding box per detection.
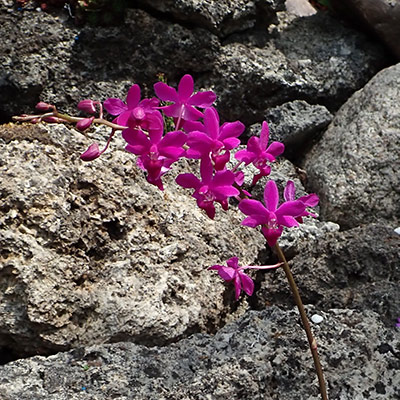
[273,242,328,400]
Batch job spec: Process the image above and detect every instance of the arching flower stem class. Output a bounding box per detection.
[273,242,328,400]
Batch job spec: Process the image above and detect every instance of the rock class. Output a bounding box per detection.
[330,0,400,60]
[285,0,317,17]
[0,5,389,127]
[210,11,388,124]
[241,157,340,259]
[0,122,265,358]
[256,224,400,326]
[0,306,398,399]
[0,7,219,121]
[136,0,286,37]
[247,100,333,161]
[303,63,400,228]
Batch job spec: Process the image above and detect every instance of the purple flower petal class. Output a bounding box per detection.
[264,180,279,212]
[188,91,217,107]
[226,257,239,269]
[104,98,127,116]
[154,82,178,102]
[176,173,200,189]
[125,84,141,109]
[234,148,257,165]
[240,272,254,297]
[284,180,296,202]
[266,141,285,157]
[259,121,270,149]
[276,200,305,217]
[178,74,194,101]
[238,199,268,218]
[234,274,242,300]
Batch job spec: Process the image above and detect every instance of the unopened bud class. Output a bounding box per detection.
[80,143,101,161]
[76,116,94,131]
[35,102,53,111]
[78,100,97,114]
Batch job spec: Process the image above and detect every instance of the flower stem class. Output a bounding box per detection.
[273,242,328,400]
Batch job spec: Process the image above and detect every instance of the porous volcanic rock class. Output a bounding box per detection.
[255,224,400,326]
[0,122,265,358]
[0,4,389,127]
[246,100,333,161]
[330,0,400,60]
[0,306,398,399]
[303,63,400,228]
[136,0,286,37]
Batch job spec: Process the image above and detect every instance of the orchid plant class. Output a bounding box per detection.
[13,74,328,399]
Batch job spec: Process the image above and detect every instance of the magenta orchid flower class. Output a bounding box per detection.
[104,84,160,128]
[284,180,319,223]
[176,157,240,219]
[235,121,285,185]
[123,127,186,190]
[208,256,282,300]
[396,318,400,328]
[186,107,244,170]
[238,180,307,247]
[154,74,216,128]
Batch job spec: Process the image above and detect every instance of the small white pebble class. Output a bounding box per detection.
[394,227,400,235]
[311,314,324,324]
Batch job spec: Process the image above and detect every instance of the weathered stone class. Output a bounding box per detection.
[0,8,219,121]
[136,0,285,37]
[0,4,389,128]
[0,122,265,358]
[256,224,400,325]
[237,157,339,259]
[210,11,388,124]
[0,306,398,399]
[330,0,400,60]
[285,0,317,17]
[247,100,333,160]
[303,63,400,228]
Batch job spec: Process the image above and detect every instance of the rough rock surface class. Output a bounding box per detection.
[0,4,389,125]
[0,306,398,400]
[256,224,400,325]
[331,0,400,60]
[303,63,400,228]
[0,122,265,357]
[246,100,333,160]
[210,11,388,124]
[1,1,399,398]
[136,0,286,37]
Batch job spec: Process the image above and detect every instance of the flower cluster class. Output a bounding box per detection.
[17,74,319,300]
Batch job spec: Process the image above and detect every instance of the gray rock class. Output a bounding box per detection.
[285,0,317,17]
[247,100,333,160]
[230,155,339,259]
[0,122,265,357]
[256,224,400,325]
[303,63,400,228]
[330,0,400,60]
[211,11,388,124]
[0,306,398,399]
[0,8,219,120]
[136,0,285,37]
[0,4,389,128]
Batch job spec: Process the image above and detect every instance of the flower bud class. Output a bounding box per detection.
[76,116,94,131]
[80,143,101,161]
[77,100,97,114]
[35,102,52,111]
